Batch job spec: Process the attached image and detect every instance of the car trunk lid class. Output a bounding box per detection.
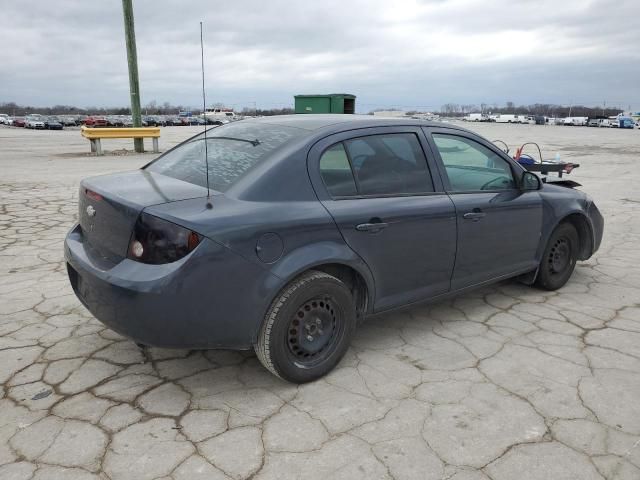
[79,170,208,260]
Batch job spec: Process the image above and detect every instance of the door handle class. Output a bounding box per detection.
[355,222,389,233]
[463,210,486,221]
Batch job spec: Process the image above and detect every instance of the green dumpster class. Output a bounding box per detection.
[294,94,356,114]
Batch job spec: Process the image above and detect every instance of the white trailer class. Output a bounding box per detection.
[564,117,588,126]
[463,113,488,122]
[495,114,518,123]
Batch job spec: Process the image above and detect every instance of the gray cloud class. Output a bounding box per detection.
[0,0,638,111]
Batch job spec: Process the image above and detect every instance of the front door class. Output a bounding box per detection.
[308,127,457,311]
[425,129,543,290]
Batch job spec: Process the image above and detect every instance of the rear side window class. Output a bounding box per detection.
[319,133,434,197]
[147,122,304,192]
[319,144,357,197]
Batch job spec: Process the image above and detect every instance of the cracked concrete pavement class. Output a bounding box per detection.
[0,124,639,479]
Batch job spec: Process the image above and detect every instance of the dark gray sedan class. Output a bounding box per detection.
[64,115,603,382]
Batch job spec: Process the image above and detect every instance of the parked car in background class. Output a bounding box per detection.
[44,117,64,130]
[144,115,165,127]
[61,116,78,127]
[105,116,123,127]
[599,119,611,127]
[65,115,604,382]
[12,117,26,127]
[164,116,182,126]
[84,116,108,127]
[25,116,45,129]
[618,117,635,129]
[0,114,9,125]
[588,118,600,127]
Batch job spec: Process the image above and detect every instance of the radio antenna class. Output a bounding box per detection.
[200,21,212,208]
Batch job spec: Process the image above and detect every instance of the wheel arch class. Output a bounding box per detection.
[270,258,373,316]
[560,212,594,260]
[254,243,375,343]
[548,212,594,261]
[309,263,370,318]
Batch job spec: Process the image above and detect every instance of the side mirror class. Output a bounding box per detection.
[521,171,541,191]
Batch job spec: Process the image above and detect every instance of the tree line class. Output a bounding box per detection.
[1,100,624,118]
[0,101,293,117]
[438,102,623,118]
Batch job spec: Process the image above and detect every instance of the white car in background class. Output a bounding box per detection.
[25,116,45,129]
[0,114,9,125]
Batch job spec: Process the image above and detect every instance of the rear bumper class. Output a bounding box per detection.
[64,224,274,349]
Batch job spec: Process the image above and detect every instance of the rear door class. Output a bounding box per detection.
[424,127,542,290]
[308,126,457,311]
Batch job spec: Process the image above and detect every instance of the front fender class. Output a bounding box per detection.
[539,204,596,261]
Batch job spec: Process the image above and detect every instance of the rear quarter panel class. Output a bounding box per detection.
[146,195,375,342]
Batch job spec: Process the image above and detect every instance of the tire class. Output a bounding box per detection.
[535,223,579,290]
[255,270,356,383]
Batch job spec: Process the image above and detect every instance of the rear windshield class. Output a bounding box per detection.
[146,122,304,192]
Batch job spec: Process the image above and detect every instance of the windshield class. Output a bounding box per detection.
[146,121,305,192]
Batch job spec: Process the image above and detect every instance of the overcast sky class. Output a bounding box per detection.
[1,0,638,112]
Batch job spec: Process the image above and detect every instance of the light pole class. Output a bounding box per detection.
[122,0,143,152]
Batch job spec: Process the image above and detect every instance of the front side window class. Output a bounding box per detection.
[432,134,516,192]
[319,133,433,198]
[147,122,304,192]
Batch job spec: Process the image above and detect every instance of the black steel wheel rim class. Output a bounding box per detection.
[548,237,572,274]
[287,296,341,367]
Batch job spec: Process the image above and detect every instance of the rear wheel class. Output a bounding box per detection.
[535,223,579,290]
[255,271,356,383]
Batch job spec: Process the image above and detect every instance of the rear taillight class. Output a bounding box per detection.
[128,212,202,264]
[85,189,103,201]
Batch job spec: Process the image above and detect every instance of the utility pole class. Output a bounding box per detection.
[122,0,143,152]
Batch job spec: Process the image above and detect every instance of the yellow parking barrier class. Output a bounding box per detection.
[81,126,161,155]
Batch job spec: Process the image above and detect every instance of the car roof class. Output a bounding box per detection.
[249,114,467,133]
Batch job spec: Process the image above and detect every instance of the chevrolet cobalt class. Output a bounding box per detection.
[65,115,603,382]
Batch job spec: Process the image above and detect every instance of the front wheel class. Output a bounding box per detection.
[535,223,579,290]
[255,271,356,383]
